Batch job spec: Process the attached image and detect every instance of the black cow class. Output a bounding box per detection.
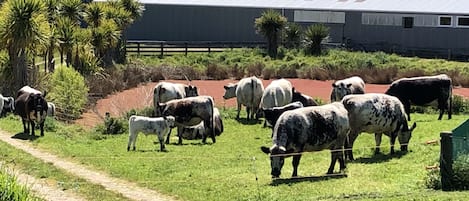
[385,74,452,121]
[262,101,304,130]
[15,86,48,136]
[292,88,318,107]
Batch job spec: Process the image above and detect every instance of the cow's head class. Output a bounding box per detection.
[261,145,286,178]
[4,97,15,112]
[156,102,169,117]
[331,82,353,102]
[398,122,417,151]
[222,83,237,99]
[185,85,199,97]
[163,115,176,128]
[27,93,47,124]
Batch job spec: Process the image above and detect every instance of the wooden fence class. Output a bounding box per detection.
[126,40,267,56]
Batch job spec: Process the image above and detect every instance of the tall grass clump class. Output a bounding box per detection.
[0,167,39,201]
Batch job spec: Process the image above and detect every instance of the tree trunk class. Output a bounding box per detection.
[48,44,55,72]
[15,49,28,89]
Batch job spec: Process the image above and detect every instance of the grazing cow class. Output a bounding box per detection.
[260,102,350,178]
[178,107,224,139]
[292,88,318,107]
[342,93,417,161]
[127,115,176,152]
[1,95,15,117]
[259,78,293,126]
[156,95,215,144]
[153,81,198,116]
[14,86,48,136]
[223,76,264,120]
[385,74,452,121]
[262,101,304,130]
[330,76,365,102]
[47,102,56,116]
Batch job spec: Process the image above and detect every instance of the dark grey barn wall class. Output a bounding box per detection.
[344,12,469,53]
[125,4,269,42]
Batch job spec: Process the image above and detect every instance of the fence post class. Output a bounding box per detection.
[208,42,211,54]
[137,42,140,56]
[185,42,188,56]
[160,42,164,57]
[440,131,453,191]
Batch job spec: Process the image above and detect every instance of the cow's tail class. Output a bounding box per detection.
[251,77,255,117]
[209,97,216,142]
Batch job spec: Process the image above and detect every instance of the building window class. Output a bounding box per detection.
[457,16,469,27]
[439,16,453,27]
[403,17,414,28]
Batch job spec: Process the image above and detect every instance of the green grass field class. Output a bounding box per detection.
[1,110,469,200]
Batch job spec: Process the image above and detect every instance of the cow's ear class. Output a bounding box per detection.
[223,85,228,90]
[43,91,47,97]
[346,83,352,88]
[332,83,337,87]
[260,146,271,154]
[410,122,417,131]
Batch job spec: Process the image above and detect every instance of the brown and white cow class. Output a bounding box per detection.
[385,74,452,121]
[153,81,198,116]
[156,95,216,144]
[261,102,350,178]
[14,86,48,136]
[330,76,365,102]
[342,93,417,161]
[223,76,264,120]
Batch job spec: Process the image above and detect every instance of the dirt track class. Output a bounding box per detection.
[75,79,469,128]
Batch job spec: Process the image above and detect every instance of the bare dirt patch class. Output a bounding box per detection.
[75,79,469,128]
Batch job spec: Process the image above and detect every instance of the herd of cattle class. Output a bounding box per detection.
[0,73,453,178]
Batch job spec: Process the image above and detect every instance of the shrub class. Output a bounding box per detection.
[206,63,229,80]
[452,154,469,190]
[48,65,89,120]
[452,95,469,114]
[424,168,442,190]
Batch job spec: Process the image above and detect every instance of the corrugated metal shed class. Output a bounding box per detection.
[121,0,469,15]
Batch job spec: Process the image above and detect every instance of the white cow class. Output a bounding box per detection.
[127,115,176,152]
[259,78,293,126]
[330,76,365,102]
[223,76,264,120]
[47,102,56,116]
[153,81,198,116]
[342,93,417,160]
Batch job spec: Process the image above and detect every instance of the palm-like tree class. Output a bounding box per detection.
[45,0,59,72]
[303,24,329,55]
[84,2,104,28]
[254,9,287,58]
[0,0,50,90]
[56,17,76,66]
[284,22,302,49]
[91,19,120,66]
[58,0,84,24]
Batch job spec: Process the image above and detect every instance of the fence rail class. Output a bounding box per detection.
[126,40,267,56]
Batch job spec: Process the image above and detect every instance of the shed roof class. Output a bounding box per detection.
[122,0,469,15]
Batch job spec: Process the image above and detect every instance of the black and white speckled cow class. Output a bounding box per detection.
[156,95,215,144]
[261,102,350,178]
[342,93,417,161]
[330,76,365,102]
[385,74,452,121]
[0,95,15,117]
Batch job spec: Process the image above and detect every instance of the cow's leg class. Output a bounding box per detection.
[177,126,183,145]
[374,133,383,154]
[30,121,36,136]
[203,119,216,143]
[236,103,241,120]
[291,155,302,177]
[437,98,446,120]
[448,96,453,120]
[22,119,29,135]
[327,149,339,174]
[345,132,359,161]
[39,122,44,136]
[165,127,173,144]
[158,133,166,152]
[390,134,397,155]
[403,101,411,121]
[127,130,138,151]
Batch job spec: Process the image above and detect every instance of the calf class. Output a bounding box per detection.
[156,95,215,144]
[153,81,198,116]
[262,101,304,130]
[223,76,264,120]
[1,95,15,117]
[385,74,452,120]
[342,93,417,160]
[14,86,48,136]
[330,76,365,102]
[127,115,176,152]
[261,102,350,178]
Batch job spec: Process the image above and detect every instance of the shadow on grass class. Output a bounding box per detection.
[237,118,262,125]
[351,151,407,164]
[270,173,347,185]
[11,132,40,141]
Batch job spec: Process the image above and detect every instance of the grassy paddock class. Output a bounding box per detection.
[1,109,469,200]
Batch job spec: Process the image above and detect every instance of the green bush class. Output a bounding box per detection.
[452,95,469,114]
[424,168,442,190]
[47,65,89,120]
[452,154,469,190]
